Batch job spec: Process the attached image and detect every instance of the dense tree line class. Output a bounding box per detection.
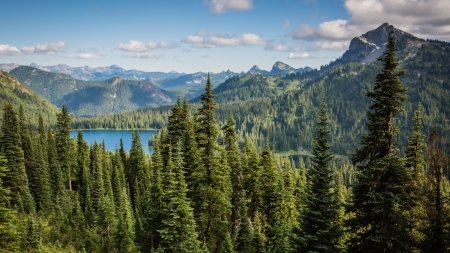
[1,32,450,252]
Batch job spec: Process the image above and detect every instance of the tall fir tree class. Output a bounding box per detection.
[18,105,37,202]
[221,114,244,241]
[143,134,165,251]
[0,155,20,251]
[159,146,202,253]
[0,103,35,213]
[259,141,278,225]
[242,138,262,221]
[192,74,233,252]
[47,128,65,204]
[404,104,427,247]
[55,105,74,191]
[348,30,414,252]
[293,95,343,253]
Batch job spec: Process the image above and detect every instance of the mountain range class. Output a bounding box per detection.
[71,23,450,155]
[9,66,176,116]
[1,23,449,154]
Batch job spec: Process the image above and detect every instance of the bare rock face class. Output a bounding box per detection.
[341,23,422,64]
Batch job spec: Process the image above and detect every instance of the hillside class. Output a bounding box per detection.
[9,66,176,116]
[73,23,450,154]
[0,71,59,125]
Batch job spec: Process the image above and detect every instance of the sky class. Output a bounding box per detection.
[1,0,450,73]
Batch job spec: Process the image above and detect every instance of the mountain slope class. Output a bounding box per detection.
[334,23,426,66]
[74,23,450,155]
[9,66,176,116]
[0,71,59,125]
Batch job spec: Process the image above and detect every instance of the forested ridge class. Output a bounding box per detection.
[73,38,450,155]
[0,71,59,126]
[1,33,450,252]
[10,66,176,117]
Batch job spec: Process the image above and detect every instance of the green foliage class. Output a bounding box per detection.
[10,66,176,116]
[0,71,58,126]
[348,30,415,252]
[293,96,344,253]
[0,103,35,213]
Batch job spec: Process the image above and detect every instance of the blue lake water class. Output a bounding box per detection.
[70,130,155,154]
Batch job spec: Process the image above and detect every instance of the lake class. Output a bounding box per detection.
[70,130,155,154]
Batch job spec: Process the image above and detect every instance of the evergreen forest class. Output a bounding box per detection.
[0,32,450,253]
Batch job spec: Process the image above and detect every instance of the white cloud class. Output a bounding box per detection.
[289,0,450,41]
[66,53,105,59]
[0,41,66,56]
[122,52,162,59]
[204,0,254,14]
[289,20,360,41]
[308,41,350,51]
[0,44,21,55]
[282,19,291,29]
[183,32,266,48]
[182,48,191,52]
[184,36,205,44]
[265,43,291,52]
[117,40,169,52]
[288,52,326,59]
[34,41,67,53]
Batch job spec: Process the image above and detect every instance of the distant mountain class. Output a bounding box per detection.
[247,62,313,76]
[0,71,59,125]
[336,22,425,65]
[0,63,184,82]
[247,65,269,75]
[9,66,176,116]
[159,70,239,98]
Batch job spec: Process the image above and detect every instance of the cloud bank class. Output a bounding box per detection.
[183,31,266,48]
[0,41,67,56]
[117,40,171,52]
[289,0,450,41]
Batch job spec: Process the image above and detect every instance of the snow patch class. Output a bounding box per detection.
[371,43,380,50]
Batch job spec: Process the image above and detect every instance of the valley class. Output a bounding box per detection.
[1,21,450,253]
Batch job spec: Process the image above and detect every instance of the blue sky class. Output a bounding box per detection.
[1,0,449,73]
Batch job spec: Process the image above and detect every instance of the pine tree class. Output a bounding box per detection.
[260,141,278,225]
[128,130,149,208]
[115,186,136,253]
[405,104,426,179]
[234,191,254,253]
[18,105,37,203]
[55,105,74,191]
[33,137,52,213]
[349,30,413,252]
[91,141,105,212]
[0,103,35,213]
[47,128,65,204]
[192,74,233,252]
[37,115,48,163]
[0,155,20,251]
[242,138,262,221]
[143,134,165,250]
[293,96,343,253]
[159,146,201,253]
[405,104,427,247]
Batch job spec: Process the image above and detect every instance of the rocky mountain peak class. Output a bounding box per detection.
[341,23,423,65]
[270,61,295,75]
